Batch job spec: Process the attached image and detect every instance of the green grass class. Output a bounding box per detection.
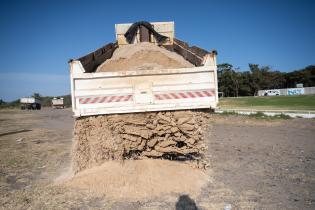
[249,112,291,119]
[219,95,315,111]
[218,111,292,120]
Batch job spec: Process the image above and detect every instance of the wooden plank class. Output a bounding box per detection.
[117,33,140,45]
[79,52,94,66]
[115,22,174,34]
[78,42,118,73]
[190,46,208,58]
[173,42,203,66]
[118,32,174,45]
[152,22,174,33]
[173,38,212,66]
[115,23,133,34]
[173,38,188,48]
[150,32,174,44]
[162,45,174,52]
[140,25,150,42]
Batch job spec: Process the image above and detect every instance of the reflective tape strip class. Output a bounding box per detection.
[78,94,133,104]
[154,90,214,100]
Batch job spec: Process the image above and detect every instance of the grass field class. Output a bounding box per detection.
[219,95,315,111]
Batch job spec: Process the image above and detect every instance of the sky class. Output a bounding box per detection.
[0,0,314,101]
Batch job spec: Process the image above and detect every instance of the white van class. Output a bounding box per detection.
[264,90,280,96]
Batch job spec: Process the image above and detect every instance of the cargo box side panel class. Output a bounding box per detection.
[72,68,217,117]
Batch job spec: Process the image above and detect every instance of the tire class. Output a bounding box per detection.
[36,103,41,110]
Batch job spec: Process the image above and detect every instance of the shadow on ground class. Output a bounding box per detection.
[176,195,199,210]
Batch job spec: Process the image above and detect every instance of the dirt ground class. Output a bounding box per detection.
[0,108,314,209]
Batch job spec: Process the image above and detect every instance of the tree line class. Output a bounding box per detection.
[218,64,315,97]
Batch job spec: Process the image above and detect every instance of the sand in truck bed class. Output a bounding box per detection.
[96,42,194,72]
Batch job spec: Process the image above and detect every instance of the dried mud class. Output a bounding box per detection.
[72,110,211,173]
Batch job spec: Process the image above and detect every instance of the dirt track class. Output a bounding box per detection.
[0,108,314,209]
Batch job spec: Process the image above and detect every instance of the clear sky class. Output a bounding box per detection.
[0,0,314,101]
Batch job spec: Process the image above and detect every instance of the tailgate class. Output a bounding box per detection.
[70,61,218,117]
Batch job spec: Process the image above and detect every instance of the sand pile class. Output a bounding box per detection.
[96,42,194,72]
[64,159,209,200]
[72,111,210,173]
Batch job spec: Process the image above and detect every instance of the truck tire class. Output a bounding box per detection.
[31,104,36,110]
[36,104,41,110]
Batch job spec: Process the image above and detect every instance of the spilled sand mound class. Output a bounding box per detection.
[72,111,210,173]
[62,159,209,200]
[96,42,194,72]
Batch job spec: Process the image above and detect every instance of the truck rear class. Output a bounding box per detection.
[20,97,41,110]
[70,22,218,117]
[69,21,218,172]
[52,97,64,109]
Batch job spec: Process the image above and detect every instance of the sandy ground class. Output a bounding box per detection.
[0,108,314,209]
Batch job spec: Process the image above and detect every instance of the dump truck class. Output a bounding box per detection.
[69,22,218,117]
[69,21,218,172]
[52,97,64,109]
[20,97,41,110]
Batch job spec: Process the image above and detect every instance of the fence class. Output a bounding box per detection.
[258,87,315,96]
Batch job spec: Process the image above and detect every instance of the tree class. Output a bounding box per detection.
[32,93,42,99]
[217,63,239,97]
[0,99,5,105]
[216,63,314,97]
[285,65,315,88]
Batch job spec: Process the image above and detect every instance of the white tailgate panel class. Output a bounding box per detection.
[72,68,217,117]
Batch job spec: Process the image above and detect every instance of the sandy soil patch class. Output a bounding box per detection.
[62,159,209,200]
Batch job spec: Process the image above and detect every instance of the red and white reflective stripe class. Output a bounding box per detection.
[79,95,133,104]
[154,90,214,100]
